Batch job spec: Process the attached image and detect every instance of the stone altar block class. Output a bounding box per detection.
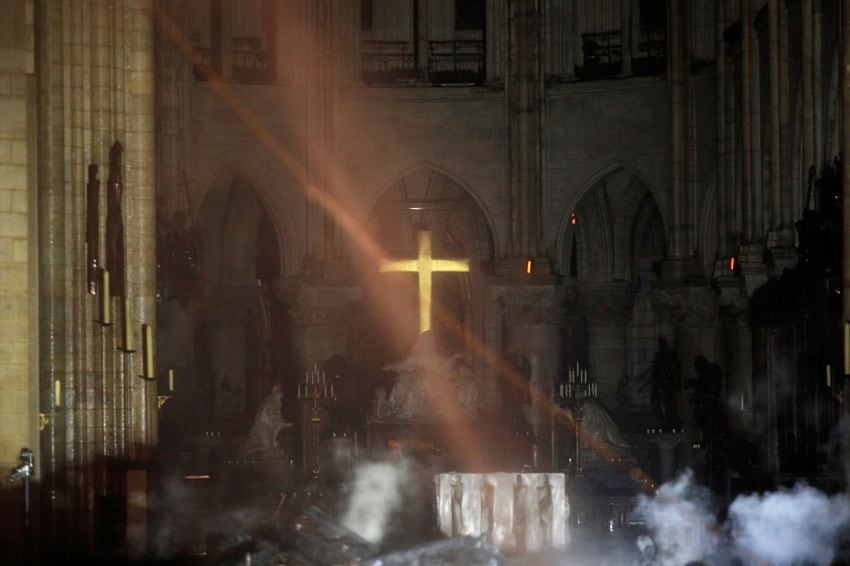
[435,473,569,554]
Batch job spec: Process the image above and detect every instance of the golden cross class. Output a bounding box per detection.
[380,230,470,334]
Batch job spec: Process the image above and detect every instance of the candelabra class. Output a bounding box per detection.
[556,362,597,479]
[298,365,335,480]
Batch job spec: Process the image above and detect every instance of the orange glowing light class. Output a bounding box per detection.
[526,259,533,274]
[729,256,736,271]
[570,213,577,225]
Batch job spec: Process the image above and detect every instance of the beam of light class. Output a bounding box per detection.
[146,1,655,489]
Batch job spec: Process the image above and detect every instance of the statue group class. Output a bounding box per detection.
[370,331,483,423]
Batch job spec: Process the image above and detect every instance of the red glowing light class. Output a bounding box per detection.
[570,213,577,225]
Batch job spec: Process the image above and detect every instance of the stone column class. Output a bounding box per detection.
[36,0,157,553]
[802,0,815,174]
[668,0,689,261]
[766,0,795,271]
[739,0,768,294]
[577,282,634,403]
[492,278,563,468]
[507,0,544,259]
[620,0,632,76]
[713,0,728,276]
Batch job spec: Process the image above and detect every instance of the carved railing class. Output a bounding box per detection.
[232,36,272,83]
[361,40,417,85]
[427,40,484,85]
[633,24,666,76]
[576,30,623,80]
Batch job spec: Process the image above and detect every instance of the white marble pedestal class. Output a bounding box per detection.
[435,472,569,554]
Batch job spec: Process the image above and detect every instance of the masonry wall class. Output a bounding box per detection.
[0,0,36,482]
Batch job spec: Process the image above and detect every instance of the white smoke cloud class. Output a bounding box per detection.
[729,483,850,566]
[340,458,412,545]
[634,470,723,565]
[634,471,850,566]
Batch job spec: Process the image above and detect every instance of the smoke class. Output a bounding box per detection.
[340,458,413,545]
[729,484,850,565]
[635,470,723,565]
[634,471,850,566]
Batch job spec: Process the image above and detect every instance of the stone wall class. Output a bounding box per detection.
[0,0,35,479]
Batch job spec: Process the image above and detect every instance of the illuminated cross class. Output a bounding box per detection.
[380,230,470,334]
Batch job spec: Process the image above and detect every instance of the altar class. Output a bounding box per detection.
[435,472,569,554]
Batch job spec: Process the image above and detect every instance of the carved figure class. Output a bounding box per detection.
[237,383,292,460]
[642,338,681,428]
[85,164,100,294]
[105,141,125,297]
[374,331,465,422]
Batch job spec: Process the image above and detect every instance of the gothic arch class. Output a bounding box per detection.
[364,163,499,261]
[196,151,300,278]
[195,163,303,277]
[557,162,666,281]
[554,160,668,275]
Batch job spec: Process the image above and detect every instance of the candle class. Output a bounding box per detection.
[827,364,832,388]
[142,324,154,378]
[331,383,334,397]
[168,369,174,392]
[54,379,61,408]
[101,269,111,325]
[297,384,301,399]
[740,392,744,411]
[845,322,850,375]
[123,299,133,351]
[324,384,327,397]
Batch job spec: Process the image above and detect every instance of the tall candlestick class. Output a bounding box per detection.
[54,379,61,408]
[101,269,111,325]
[845,322,850,375]
[142,324,154,378]
[168,369,174,392]
[122,299,134,351]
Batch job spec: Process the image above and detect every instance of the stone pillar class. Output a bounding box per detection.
[620,0,632,76]
[713,0,728,277]
[649,432,683,482]
[766,0,795,271]
[668,0,689,260]
[739,0,768,294]
[802,0,815,174]
[35,0,158,553]
[507,0,544,259]
[577,282,633,402]
[492,278,562,468]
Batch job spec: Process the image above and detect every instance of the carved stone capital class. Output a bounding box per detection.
[652,285,719,328]
[575,281,635,326]
[492,283,564,326]
[290,279,361,327]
